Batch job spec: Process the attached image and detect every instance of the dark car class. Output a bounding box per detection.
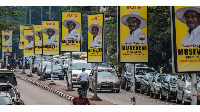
[149,73,165,99]
[140,72,157,95]
[159,74,178,102]
[0,69,17,85]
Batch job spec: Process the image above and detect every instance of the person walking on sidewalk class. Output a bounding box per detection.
[73,87,91,105]
[78,68,89,96]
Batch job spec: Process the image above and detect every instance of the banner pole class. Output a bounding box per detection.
[6,56,8,69]
[50,56,55,85]
[131,63,136,105]
[191,73,197,105]
[21,42,26,74]
[29,6,33,77]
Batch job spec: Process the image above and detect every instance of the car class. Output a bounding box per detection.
[44,64,64,80]
[37,61,50,76]
[159,73,178,102]
[140,73,156,94]
[145,72,157,96]
[71,60,93,87]
[149,73,165,99]
[0,69,17,85]
[88,66,120,93]
[32,59,44,73]
[196,74,200,105]
[176,73,191,105]
[0,92,13,105]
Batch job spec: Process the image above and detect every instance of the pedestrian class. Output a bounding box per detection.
[121,10,147,45]
[73,87,91,105]
[78,68,89,96]
[88,21,102,48]
[62,17,81,40]
[176,6,200,47]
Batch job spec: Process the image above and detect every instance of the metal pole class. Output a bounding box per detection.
[39,6,44,80]
[49,6,51,20]
[191,73,197,105]
[25,6,27,24]
[66,6,74,91]
[170,6,175,73]
[131,63,136,105]
[29,6,33,77]
[2,52,4,68]
[50,56,55,85]
[92,63,101,100]
[6,56,8,69]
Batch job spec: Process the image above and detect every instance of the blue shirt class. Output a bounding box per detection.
[78,71,89,81]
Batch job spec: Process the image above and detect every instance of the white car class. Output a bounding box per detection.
[71,60,93,87]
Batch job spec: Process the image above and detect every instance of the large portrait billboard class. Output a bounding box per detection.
[87,14,104,63]
[42,21,59,55]
[34,25,42,55]
[19,25,30,49]
[173,6,200,72]
[118,6,148,62]
[61,12,81,51]
[24,29,34,56]
[2,30,12,52]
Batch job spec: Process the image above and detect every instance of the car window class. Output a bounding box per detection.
[34,60,41,64]
[72,63,92,70]
[98,72,115,76]
[0,96,12,105]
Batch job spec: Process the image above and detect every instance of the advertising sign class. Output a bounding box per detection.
[34,25,42,54]
[173,6,200,72]
[24,29,34,56]
[19,25,30,49]
[118,6,148,62]
[61,12,81,51]
[87,14,104,63]
[42,21,59,55]
[2,30,12,52]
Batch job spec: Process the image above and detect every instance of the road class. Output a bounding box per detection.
[16,75,72,105]
[17,69,178,105]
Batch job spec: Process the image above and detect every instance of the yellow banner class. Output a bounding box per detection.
[34,25,42,54]
[19,25,30,49]
[87,14,104,62]
[24,29,34,56]
[61,12,81,51]
[42,21,59,55]
[2,30,12,52]
[119,6,148,62]
[0,37,1,49]
[174,6,200,72]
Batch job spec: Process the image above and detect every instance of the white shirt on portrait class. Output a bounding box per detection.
[64,29,80,40]
[45,36,59,45]
[26,41,34,48]
[3,39,12,46]
[124,28,147,45]
[181,25,200,47]
[36,39,42,46]
[90,35,102,48]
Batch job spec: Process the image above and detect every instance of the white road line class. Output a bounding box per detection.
[138,96,141,98]
[146,98,148,99]
[161,102,164,103]
[153,100,156,101]
[150,99,152,100]
[157,101,160,103]
[165,103,168,105]
[142,97,144,98]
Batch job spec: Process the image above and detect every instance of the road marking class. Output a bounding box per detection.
[161,102,164,103]
[150,99,152,100]
[157,101,160,103]
[153,100,156,101]
[146,98,148,99]
[142,97,144,99]
[135,95,137,96]
[165,103,168,105]
[138,96,141,98]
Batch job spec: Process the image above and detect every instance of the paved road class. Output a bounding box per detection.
[16,69,177,105]
[16,76,72,105]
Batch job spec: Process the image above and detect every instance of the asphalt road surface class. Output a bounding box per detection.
[16,76,72,105]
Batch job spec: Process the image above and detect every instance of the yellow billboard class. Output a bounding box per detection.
[118,6,148,62]
[42,21,59,55]
[34,25,42,55]
[87,14,104,63]
[61,12,81,51]
[19,25,30,49]
[174,6,200,72]
[2,30,12,52]
[24,29,34,56]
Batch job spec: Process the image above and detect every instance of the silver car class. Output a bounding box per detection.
[44,64,64,80]
[89,66,120,93]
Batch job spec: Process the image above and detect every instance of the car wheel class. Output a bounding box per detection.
[121,82,125,90]
[125,82,130,91]
[154,91,159,99]
[146,87,150,96]
[116,90,120,93]
[166,92,171,102]
[160,91,164,101]
[150,90,154,98]
[176,92,181,104]
[140,86,144,94]
[182,93,186,105]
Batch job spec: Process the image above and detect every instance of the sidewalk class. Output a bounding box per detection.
[15,72,115,105]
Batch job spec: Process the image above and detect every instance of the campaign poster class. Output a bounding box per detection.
[118,6,148,62]
[19,25,30,49]
[24,29,34,56]
[34,25,42,55]
[2,30,12,52]
[173,6,200,72]
[87,14,104,63]
[61,12,81,51]
[42,21,59,55]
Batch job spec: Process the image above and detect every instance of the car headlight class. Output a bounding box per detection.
[72,74,78,77]
[186,85,191,91]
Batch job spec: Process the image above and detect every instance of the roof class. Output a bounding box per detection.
[0,69,13,73]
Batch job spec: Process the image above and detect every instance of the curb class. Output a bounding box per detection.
[16,74,74,101]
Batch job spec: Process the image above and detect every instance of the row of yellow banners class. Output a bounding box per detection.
[2,6,199,72]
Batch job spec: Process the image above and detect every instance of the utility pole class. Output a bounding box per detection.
[67,6,74,90]
[131,63,136,105]
[191,73,197,105]
[28,6,33,77]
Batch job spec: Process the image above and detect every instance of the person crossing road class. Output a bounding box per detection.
[78,68,89,97]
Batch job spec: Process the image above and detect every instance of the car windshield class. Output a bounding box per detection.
[72,63,92,70]
[98,71,115,77]
[46,64,62,70]
[170,75,178,84]
[157,75,165,82]
[0,96,12,105]
[34,60,41,64]
[136,72,146,75]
